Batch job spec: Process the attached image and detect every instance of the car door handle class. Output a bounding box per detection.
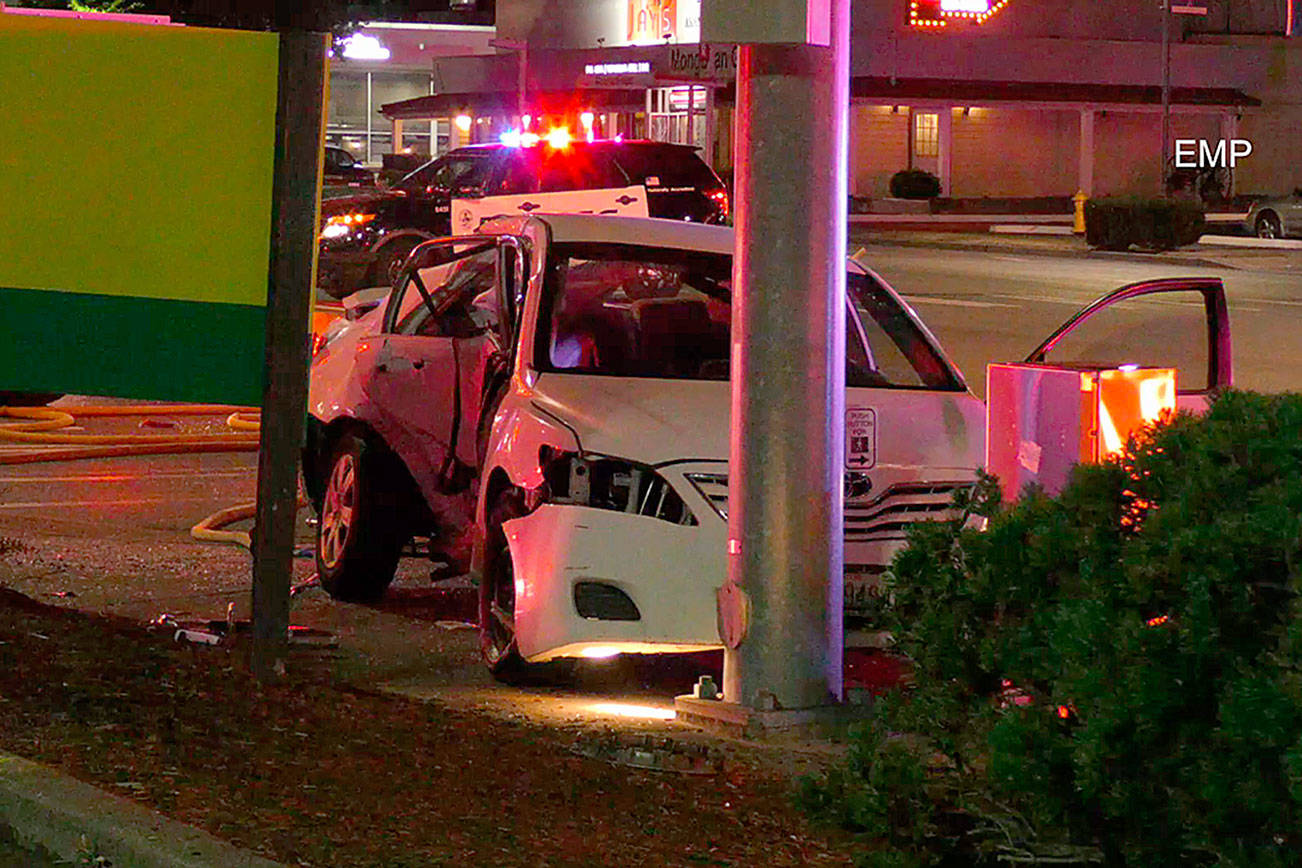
[616,195,638,205]
[518,201,540,212]
[412,359,424,370]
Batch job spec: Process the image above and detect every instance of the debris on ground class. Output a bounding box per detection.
[571,733,724,776]
[433,620,476,631]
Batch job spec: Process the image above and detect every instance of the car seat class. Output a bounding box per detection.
[631,298,723,378]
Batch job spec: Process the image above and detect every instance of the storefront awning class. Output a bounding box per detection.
[850,77,1260,108]
[379,75,1258,121]
[382,89,651,119]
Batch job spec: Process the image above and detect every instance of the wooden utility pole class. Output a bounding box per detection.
[252,22,327,680]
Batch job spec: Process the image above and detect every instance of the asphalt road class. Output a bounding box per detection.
[856,242,1302,397]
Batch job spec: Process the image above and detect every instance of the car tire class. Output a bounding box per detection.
[315,431,407,604]
[478,493,573,684]
[1255,212,1282,240]
[369,237,422,289]
[479,493,529,680]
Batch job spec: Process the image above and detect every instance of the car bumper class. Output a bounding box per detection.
[504,504,725,662]
[500,468,976,661]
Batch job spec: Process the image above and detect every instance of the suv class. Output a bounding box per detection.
[322,146,374,189]
[316,139,728,299]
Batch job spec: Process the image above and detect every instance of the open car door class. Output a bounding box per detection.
[356,236,507,498]
[1025,277,1232,414]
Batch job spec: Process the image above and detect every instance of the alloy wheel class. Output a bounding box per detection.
[319,453,357,569]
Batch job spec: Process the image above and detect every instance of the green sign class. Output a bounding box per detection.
[0,14,280,404]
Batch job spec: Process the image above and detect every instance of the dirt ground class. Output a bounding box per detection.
[0,583,860,867]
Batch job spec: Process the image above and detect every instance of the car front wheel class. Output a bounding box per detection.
[1255,212,1282,239]
[316,431,407,604]
[479,493,527,679]
[478,493,575,684]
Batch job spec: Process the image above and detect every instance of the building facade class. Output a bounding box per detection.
[348,0,1301,198]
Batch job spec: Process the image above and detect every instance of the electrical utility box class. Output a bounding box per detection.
[986,363,1176,503]
[701,0,830,46]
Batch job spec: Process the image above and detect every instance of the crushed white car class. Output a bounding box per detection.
[303,214,1230,679]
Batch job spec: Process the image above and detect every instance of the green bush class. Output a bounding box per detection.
[890,169,941,200]
[1084,197,1205,251]
[802,392,1302,866]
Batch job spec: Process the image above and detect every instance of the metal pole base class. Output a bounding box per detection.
[673,694,870,741]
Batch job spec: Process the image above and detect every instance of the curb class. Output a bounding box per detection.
[849,213,1071,224]
[1197,234,1302,250]
[853,235,1232,270]
[0,753,284,868]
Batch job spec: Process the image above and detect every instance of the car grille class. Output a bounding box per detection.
[845,482,971,542]
[683,472,729,520]
[683,473,971,542]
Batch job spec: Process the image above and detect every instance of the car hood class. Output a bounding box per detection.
[529,374,730,465]
[526,373,986,471]
[321,190,403,216]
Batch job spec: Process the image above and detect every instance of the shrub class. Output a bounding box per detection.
[802,392,1302,866]
[1084,197,1205,251]
[890,169,941,200]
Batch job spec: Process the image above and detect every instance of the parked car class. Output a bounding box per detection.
[303,214,1231,679]
[1244,188,1302,239]
[316,139,728,299]
[322,145,374,189]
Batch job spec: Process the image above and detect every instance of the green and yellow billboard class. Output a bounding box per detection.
[0,13,281,405]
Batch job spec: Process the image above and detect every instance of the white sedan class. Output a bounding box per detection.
[303,214,1227,680]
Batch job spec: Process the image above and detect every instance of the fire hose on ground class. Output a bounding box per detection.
[0,404,303,553]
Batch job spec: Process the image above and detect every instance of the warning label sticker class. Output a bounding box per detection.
[846,407,877,469]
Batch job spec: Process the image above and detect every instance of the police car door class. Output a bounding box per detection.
[452,144,647,234]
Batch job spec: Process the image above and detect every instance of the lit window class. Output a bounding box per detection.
[913,112,939,158]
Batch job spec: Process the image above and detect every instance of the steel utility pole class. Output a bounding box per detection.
[692,0,850,727]
[489,38,529,125]
[1161,0,1171,194]
[252,21,327,681]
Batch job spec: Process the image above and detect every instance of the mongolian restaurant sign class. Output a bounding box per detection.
[661,42,736,82]
[580,42,736,88]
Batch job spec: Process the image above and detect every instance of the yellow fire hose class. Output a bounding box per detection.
[0,404,292,550]
[190,501,259,548]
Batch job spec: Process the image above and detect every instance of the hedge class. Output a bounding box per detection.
[801,391,1302,867]
[1084,197,1205,251]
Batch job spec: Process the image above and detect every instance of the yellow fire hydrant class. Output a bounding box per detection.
[1073,190,1088,234]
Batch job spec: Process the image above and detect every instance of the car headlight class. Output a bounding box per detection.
[320,212,377,239]
[538,448,697,527]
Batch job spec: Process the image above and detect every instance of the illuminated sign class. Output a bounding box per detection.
[340,33,390,61]
[910,0,1010,28]
[626,0,700,45]
[584,61,652,75]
